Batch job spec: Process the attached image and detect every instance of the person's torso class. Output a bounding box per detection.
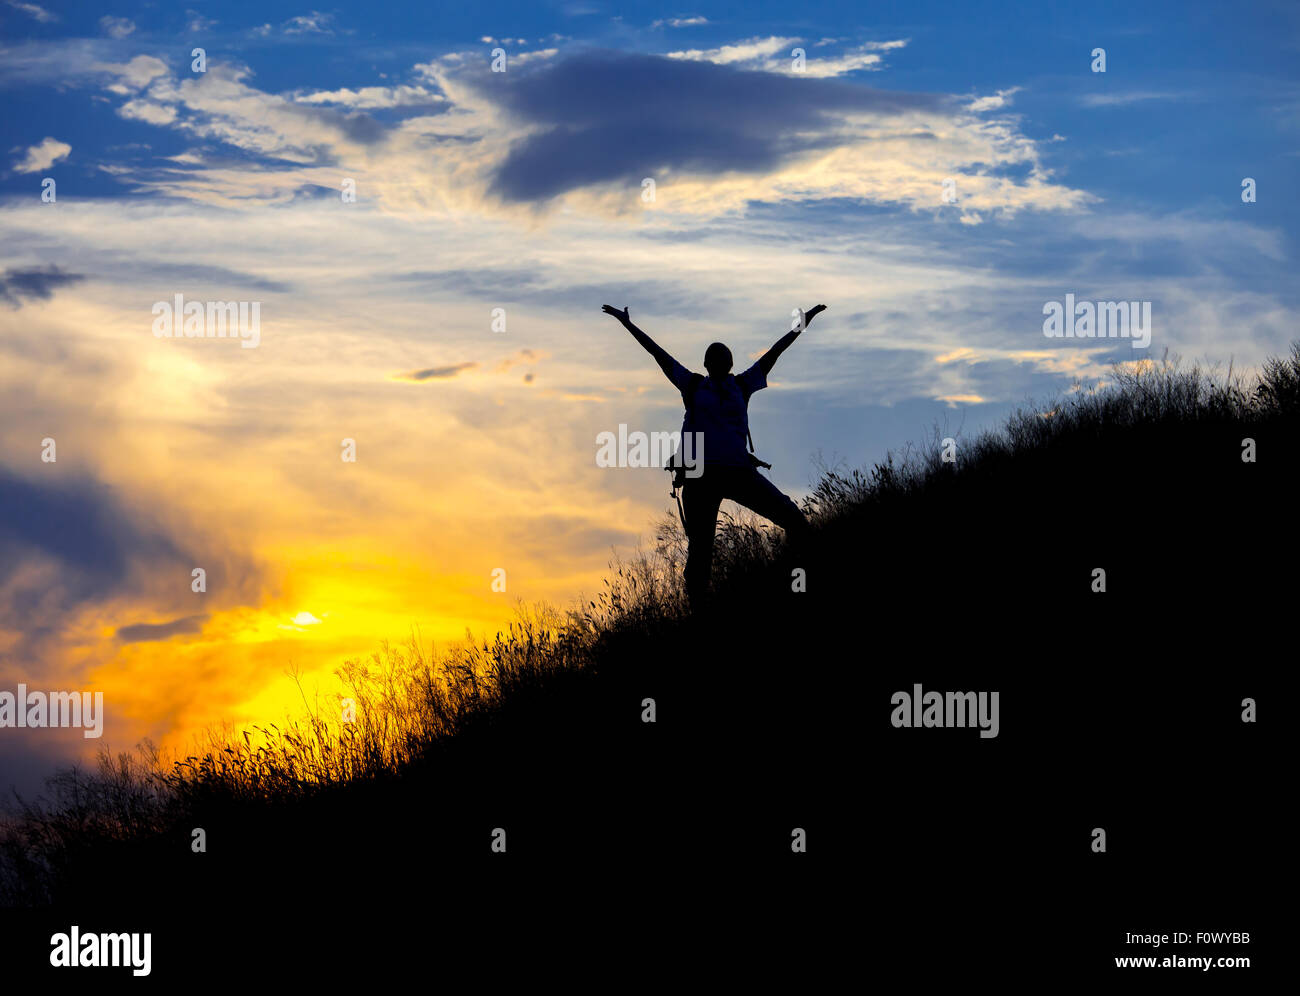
[682,375,750,466]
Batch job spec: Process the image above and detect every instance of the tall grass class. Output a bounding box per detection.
[806,347,1297,523]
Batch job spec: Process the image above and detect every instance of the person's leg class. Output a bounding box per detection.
[727,468,810,538]
[681,474,723,610]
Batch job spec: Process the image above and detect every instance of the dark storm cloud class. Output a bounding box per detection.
[0,467,259,662]
[0,467,182,591]
[0,265,84,307]
[297,104,388,146]
[459,49,950,202]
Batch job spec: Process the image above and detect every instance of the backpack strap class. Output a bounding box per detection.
[672,479,688,532]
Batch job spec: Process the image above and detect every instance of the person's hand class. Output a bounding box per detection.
[601,304,630,324]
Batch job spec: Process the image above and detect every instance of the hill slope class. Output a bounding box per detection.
[2,348,1293,978]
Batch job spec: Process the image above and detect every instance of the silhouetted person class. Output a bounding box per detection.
[601,303,825,609]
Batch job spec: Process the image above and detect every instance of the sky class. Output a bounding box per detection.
[1,0,1297,797]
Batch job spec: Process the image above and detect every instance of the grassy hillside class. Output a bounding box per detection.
[2,346,1294,922]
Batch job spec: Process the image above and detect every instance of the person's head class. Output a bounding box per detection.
[704,342,733,380]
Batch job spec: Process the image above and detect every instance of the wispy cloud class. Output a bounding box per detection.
[666,36,907,76]
[186,10,217,33]
[666,35,798,66]
[98,15,135,39]
[393,362,479,382]
[967,87,1022,112]
[1079,91,1184,108]
[653,16,709,29]
[135,63,388,160]
[4,0,57,23]
[294,84,445,109]
[284,11,334,35]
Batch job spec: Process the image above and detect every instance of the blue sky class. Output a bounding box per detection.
[0,0,1297,794]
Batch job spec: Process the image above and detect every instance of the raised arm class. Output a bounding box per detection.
[601,305,682,384]
[757,304,825,377]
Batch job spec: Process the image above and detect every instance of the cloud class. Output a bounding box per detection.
[28,41,1080,221]
[284,11,334,35]
[98,15,135,39]
[0,427,268,711]
[294,84,445,109]
[186,10,218,32]
[118,99,178,125]
[794,42,907,77]
[116,614,208,643]
[4,0,57,23]
[0,469,183,594]
[494,348,542,373]
[514,48,559,65]
[0,467,242,668]
[653,16,709,28]
[967,87,1022,112]
[390,268,713,317]
[666,35,797,66]
[0,46,170,92]
[139,63,390,160]
[465,49,946,203]
[393,362,479,382]
[11,135,69,173]
[116,261,292,293]
[667,36,906,76]
[99,54,170,93]
[0,265,83,306]
[1079,91,1183,108]
[392,351,543,384]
